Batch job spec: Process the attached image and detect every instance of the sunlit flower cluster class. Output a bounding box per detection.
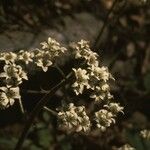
[58,103,91,132]
[0,37,123,134]
[140,129,150,140]
[0,63,28,86]
[72,40,114,102]
[95,109,115,131]
[104,102,124,115]
[35,37,67,72]
[0,37,66,109]
[57,40,123,132]
[94,102,123,131]
[72,68,90,95]
[0,86,20,109]
[66,40,123,132]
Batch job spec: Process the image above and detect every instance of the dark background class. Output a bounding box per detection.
[0,0,150,149]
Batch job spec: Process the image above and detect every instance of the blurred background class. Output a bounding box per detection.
[0,0,150,149]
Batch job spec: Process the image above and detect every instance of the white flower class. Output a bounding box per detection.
[18,50,34,64]
[90,66,112,82]
[140,129,150,140]
[104,103,124,115]
[0,86,20,108]
[90,86,113,102]
[35,51,53,72]
[90,91,106,101]
[72,68,90,95]
[84,50,99,67]
[74,40,90,59]
[73,40,99,67]
[95,109,115,131]
[41,37,60,50]
[101,83,110,91]
[0,92,9,109]
[0,52,17,64]
[40,37,67,57]
[117,144,136,150]
[58,103,91,132]
[0,64,28,86]
[34,38,67,72]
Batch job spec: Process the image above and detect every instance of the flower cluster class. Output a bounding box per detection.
[57,103,91,132]
[67,40,123,132]
[0,37,123,134]
[35,37,66,72]
[0,63,28,86]
[0,86,20,108]
[95,109,115,131]
[104,102,124,115]
[72,68,90,95]
[115,144,135,150]
[0,37,66,109]
[140,129,150,140]
[72,40,114,102]
[95,102,123,131]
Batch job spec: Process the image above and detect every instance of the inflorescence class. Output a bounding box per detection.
[0,37,123,133]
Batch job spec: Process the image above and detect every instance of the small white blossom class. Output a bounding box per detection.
[0,52,17,64]
[58,103,91,132]
[0,92,9,109]
[116,144,136,150]
[95,109,115,131]
[72,68,90,95]
[34,51,53,72]
[40,37,67,57]
[140,129,150,140]
[90,66,112,82]
[90,86,113,102]
[104,102,124,115]
[41,37,60,50]
[0,64,28,86]
[34,38,67,72]
[73,40,99,67]
[0,86,20,108]
[18,50,34,64]
[84,50,99,67]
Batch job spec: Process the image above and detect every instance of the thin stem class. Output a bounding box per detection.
[18,98,25,114]
[92,0,118,50]
[22,89,49,94]
[14,72,73,150]
[43,106,57,116]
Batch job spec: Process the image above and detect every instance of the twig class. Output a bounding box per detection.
[14,72,73,150]
[22,89,49,94]
[43,106,57,116]
[92,0,118,50]
[18,98,25,114]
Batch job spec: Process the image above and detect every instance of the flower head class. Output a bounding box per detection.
[0,86,20,108]
[72,68,90,95]
[0,52,17,64]
[104,102,124,115]
[140,129,150,140]
[95,109,115,131]
[0,64,28,86]
[58,103,91,132]
[18,50,34,64]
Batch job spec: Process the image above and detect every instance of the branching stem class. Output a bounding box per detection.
[14,72,73,150]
